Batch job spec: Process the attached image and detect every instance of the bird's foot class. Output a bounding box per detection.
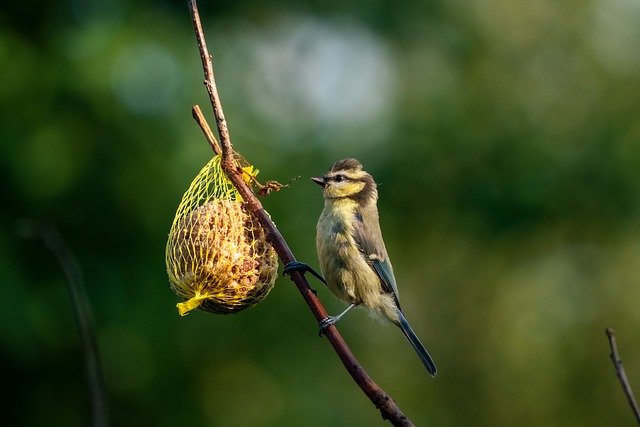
[283,261,327,285]
[317,304,355,336]
[318,316,339,336]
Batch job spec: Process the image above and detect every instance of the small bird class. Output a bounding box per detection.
[310,158,437,377]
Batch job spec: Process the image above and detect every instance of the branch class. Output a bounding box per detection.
[18,220,108,427]
[186,1,415,425]
[192,105,221,155]
[606,328,640,425]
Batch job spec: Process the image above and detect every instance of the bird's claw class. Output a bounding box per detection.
[318,316,338,336]
[283,261,327,285]
[282,261,309,277]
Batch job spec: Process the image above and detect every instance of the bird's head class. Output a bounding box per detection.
[312,158,377,205]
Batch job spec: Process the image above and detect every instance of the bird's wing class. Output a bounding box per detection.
[351,209,401,304]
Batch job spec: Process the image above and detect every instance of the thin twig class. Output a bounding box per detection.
[186,1,415,425]
[18,220,109,427]
[188,0,233,168]
[192,105,221,155]
[606,328,640,425]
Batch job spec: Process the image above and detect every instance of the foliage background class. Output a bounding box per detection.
[2,0,640,425]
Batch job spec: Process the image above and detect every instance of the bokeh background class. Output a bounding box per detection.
[2,0,640,425]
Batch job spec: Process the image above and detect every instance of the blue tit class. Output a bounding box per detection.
[311,158,437,377]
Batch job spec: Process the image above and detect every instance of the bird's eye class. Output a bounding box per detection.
[334,174,344,182]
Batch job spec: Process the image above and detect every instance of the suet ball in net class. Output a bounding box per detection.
[166,155,278,315]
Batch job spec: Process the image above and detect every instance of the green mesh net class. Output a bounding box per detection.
[166,155,278,315]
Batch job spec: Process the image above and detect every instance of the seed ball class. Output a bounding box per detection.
[166,199,278,315]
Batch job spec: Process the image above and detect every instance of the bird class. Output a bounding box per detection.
[308,158,437,377]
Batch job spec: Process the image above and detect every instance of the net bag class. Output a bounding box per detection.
[166,155,278,315]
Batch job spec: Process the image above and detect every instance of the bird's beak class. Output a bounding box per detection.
[311,176,326,187]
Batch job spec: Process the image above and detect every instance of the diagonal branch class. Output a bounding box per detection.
[18,220,109,427]
[186,1,415,425]
[192,105,221,155]
[606,328,640,425]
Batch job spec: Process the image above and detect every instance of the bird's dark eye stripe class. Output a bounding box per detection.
[330,174,368,183]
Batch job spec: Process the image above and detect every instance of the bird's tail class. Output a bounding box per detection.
[397,310,437,377]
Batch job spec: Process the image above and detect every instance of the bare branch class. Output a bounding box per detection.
[18,220,109,427]
[606,328,640,425]
[192,105,221,155]
[186,0,416,424]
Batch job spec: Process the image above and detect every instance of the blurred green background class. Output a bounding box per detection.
[2,0,640,425]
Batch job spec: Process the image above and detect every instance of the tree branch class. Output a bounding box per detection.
[18,220,108,427]
[606,328,640,425]
[186,1,415,425]
[192,105,221,155]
